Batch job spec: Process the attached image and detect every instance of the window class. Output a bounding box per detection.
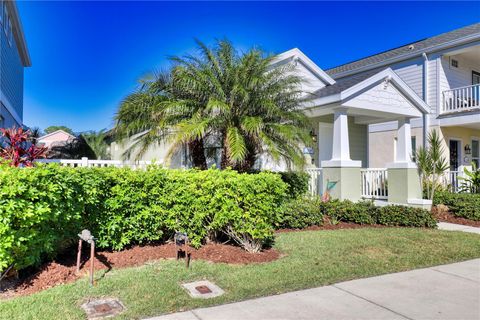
[472,139,479,168]
[0,115,4,128]
[473,71,480,85]
[2,2,12,46]
[450,58,459,68]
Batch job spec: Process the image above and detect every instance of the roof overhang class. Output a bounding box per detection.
[6,1,31,67]
[303,68,429,121]
[272,48,336,86]
[329,33,480,79]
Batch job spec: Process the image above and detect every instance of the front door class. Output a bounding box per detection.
[449,140,460,171]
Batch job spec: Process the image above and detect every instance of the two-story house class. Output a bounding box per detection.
[0,0,30,128]
[327,23,480,173]
[111,23,479,206]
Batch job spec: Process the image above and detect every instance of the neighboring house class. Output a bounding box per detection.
[37,130,76,148]
[111,23,480,207]
[0,0,30,128]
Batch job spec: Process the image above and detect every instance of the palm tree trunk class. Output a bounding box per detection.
[188,139,207,169]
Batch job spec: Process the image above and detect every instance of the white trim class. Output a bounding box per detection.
[321,159,362,167]
[407,198,432,205]
[273,48,336,85]
[386,161,417,169]
[330,33,480,79]
[0,89,22,124]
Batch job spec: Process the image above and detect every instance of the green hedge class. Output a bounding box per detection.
[434,191,480,221]
[0,164,287,272]
[280,198,437,229]
[277,171,309,199]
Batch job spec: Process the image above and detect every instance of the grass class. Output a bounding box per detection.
[1,228,480,319]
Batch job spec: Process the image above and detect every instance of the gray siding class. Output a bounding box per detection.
[0,11,24,126]
[348,118,368,167]
[391,57,424,99]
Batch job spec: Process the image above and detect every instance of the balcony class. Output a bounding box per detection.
[442,84,480,115]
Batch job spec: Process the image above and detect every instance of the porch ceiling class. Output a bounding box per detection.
[303,68,429,124]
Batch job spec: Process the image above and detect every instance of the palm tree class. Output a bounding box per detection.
[115,39,311,172]
[414,130,449,200]
[82,129,110,160]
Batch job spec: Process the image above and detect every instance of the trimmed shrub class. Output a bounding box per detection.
[0,164,87,272]
[322,200,377,225]
[280,197,324,229]
[279,197,436,229]
[434,191,480,221]
[278,171,309,199]
[0,165,287,272]
[377,205,437,227]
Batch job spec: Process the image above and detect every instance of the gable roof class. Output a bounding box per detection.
[309,68,429,115]
[326,23,480,79]
[272,48,336,85]
[38,130,76,141]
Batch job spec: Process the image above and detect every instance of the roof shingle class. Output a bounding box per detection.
[326,23,480,78]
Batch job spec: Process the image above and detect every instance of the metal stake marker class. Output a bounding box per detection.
[76,229,96,286]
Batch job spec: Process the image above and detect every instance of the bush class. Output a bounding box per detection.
[377,205,437,228]
[278,171,309,199]
[322,200,376,225]
[279,197,436,229]
[0,164,87,272]
[0,165,287,272]
[434,191,480,221]
[279,197,324,229]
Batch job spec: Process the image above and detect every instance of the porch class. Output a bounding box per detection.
[300,68,430,208]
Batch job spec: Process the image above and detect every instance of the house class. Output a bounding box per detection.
[111,23,480,207]
[0,0,30,128]
[37,130,76,148]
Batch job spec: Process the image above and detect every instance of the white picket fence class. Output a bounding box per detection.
[361,168,388,199]
[37,157,153,169]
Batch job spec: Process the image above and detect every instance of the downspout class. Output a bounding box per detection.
[422,53,429,148]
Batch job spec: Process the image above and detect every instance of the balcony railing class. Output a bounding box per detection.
[442,84,480,114]
[361,168,388,200]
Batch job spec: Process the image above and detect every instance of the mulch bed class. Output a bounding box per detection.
[0,242,280,298]
[432,205,480,227]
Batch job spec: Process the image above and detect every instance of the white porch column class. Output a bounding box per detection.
[321,108,361,168]
[388,118,416,168]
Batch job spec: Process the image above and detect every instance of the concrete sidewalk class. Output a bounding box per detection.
[146,259,480,320]
[437,222,480,234]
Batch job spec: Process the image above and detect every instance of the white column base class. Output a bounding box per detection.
[321,160,362,168]
[386,162,417,169]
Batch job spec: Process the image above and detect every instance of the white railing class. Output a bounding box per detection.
[361,168,388,199]
[37,157,153,169]
[440,170,462,193]
[305,168,323,196]
[442,84,480,114]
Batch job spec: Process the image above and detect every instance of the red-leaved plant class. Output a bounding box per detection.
[0,127,47,167]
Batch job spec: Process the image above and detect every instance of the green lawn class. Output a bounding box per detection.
[1,228,480,319]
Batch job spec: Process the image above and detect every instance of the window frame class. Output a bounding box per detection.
[472,138,480,168]
[472,71,480,85]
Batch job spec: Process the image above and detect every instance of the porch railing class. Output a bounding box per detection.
[37,157,153,169]
[440,170,464,193]
[361,168,388,199]
[442,84,480,114]
[305,168,323,196]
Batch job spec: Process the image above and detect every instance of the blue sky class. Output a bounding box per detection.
[18,1,480,132]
